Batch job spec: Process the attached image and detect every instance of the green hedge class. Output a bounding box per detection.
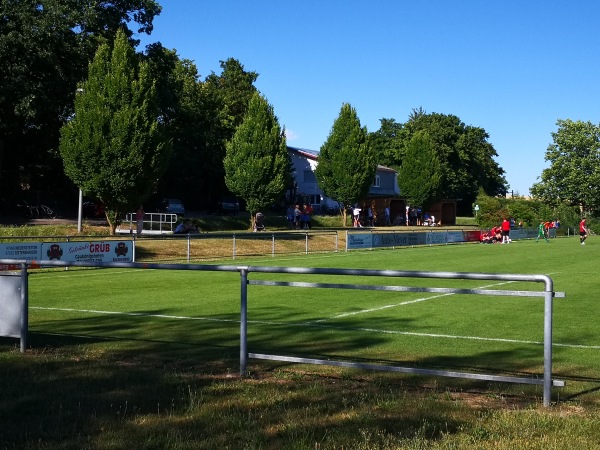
[474,191,585,234]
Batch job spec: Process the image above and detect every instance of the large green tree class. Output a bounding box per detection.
[531,119,600,213]
[0,0,160,205]
[315,103,377,226]
[406,111,507,210]
[139,51,260,211]
[198,59,259,208]
[59,30,171,234]
[223,92,290,228]
[370,109,507,214]
[144,44,216,209]
[397,130,441,209]
[150,57,259,210]
[369,118,406,168]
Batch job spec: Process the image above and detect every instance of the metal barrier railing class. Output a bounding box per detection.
[0,231,341,262]
[128,230,340,262]
[120,212,178,233]
[0,259,565,406]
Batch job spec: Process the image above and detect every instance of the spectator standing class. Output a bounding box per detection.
[353,206,362,227]
[135,205,144,235]
[580,218,589,245]
[286,205,295,229]
[410,207,418,226]
[300,205,309,229]
[501,217,511,243]
[304,203,313,229]
[294,204,301,229]
[384,205,391,226]
[367,207,374,226]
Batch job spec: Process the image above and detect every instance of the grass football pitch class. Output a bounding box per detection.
[25,235,600,394]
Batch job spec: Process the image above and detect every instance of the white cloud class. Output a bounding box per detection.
[285,129,298,141]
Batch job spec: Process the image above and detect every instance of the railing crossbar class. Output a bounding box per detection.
[249,280,565,298]
[249,353,566,387]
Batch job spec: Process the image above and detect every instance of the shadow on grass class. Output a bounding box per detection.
[0,332,468,448]
[2,308,600,448]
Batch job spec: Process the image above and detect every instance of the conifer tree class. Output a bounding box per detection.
[59,29,171,234]
[224,92,290,229]
[397,130,442,210]
[315,103,376,226]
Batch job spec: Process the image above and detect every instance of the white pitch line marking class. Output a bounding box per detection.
[31,300,599,351]
[32,306,239,323]
[320,280,518,321]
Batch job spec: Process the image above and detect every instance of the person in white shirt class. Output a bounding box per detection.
[353,207,362,227]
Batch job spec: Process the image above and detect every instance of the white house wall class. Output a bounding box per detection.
[288,147,400,211]
[288,150,339,211]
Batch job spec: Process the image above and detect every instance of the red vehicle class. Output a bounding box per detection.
[82,200,105,218]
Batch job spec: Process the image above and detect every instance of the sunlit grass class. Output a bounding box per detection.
[1,228,600,448]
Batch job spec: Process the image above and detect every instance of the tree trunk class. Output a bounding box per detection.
[340,207,347,227]
[105,210,119,235]
[106,216,117,235]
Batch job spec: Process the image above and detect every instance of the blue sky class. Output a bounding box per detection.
[137,1,600,196]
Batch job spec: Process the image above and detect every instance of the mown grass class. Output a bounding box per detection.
[0,223,107,238]
[1,225,600,449]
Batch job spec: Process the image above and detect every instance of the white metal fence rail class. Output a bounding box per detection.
[118,212,179,234]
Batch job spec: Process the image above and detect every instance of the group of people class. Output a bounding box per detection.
[535,220,552,242]
[350,204,442,228]
[481,217,513,244]
[351,205,385,227]
[480,216,591,246]
[174,219,199,234]
[421,212,438,227]
[287,203,313,229]
[352,206,375,227]
[396,206,439,227]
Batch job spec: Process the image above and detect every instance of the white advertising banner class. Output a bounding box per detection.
[0,243,42,260]
[446,231,465,243]
[347,232,429,250]
[426,231,447,245]
[41,241,133,263]
[346,233,374,249]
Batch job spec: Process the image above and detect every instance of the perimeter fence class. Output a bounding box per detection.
[0,227,485,263]
[0,258,565,406]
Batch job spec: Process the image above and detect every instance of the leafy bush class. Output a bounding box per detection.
[475,191,581,232]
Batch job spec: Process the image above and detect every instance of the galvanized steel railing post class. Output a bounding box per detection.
[272,233,275,257]
[132,236,136,262]
[20,262,28,353]
[232,234,236,260]
[239,267,249,376]
[543,276,554,407]
[187,234,191,262]
[305,233,308,254]
[335,231,339,252]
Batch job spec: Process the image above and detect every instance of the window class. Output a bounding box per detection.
[373,175,380,187]
[303,170,316,183]
[308,194,321,205]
